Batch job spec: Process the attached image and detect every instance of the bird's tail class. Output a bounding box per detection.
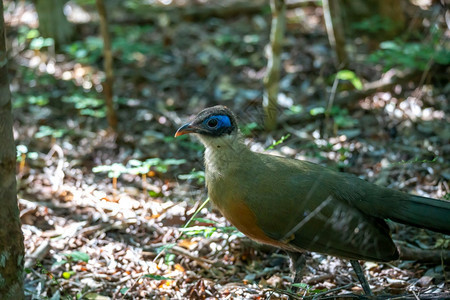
[384,194,450,235]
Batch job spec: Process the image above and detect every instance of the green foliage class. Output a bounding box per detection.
[351,15,394,34]
[25,261,72,300]
[369,31,449,71]
[13,95,49,108]
[63,37,103,64]
[335,70,363,90]
[92,163,127,178]
[28,252,91,298]
[291,282,327,294]
[164,253,176,265]
[16,145,28,160]
[112,25,165,62]
[192,218,216,224]
[62,94,106,118]
[62,271,75,279]
[309,106,326,116]
[266,134,291,150]
[73,0,96,5]
[392,156,437,166]
[333,110,358,128]
[16,145,38,161]
[213,31,240,47]
[35,126,69,139]
[178,169,205,184]
[17,26,54,50]
[285,104,303,115]
[65,251,90,263]
[179,226,217,238]
[53,251,90,269]
[64,25,165,65]
[156,243,176,255]
[93,158,186,178]
[30,37,55,50]
[179,225,239,238]
[143,274,173,280]
[309,107,358,129]
[17,26,39,44]
[239,122,261,136]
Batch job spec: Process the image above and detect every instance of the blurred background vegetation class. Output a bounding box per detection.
[1,0,449,298]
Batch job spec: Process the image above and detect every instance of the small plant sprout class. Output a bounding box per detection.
[92,163,127,201]
[16,145,38,174]
[16,145,28,173]
[335,70,363,90]
[127,159,151,196]
[266,133,291,151]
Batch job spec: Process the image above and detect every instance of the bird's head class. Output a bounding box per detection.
[175,106,238,139]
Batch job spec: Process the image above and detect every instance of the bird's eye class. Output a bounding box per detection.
[207,118,218,128]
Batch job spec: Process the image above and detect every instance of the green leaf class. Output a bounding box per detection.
[16,145,28,155]
[52,259,68,269]
[128,159,142,167]
[287,105,303,114]
[309,107,325,116]
[149,190,163,197]
[379,40,400,50]
[164,253,176,265]
[178,170,205,184]
[179,226,217,238]
[192,218,216,224]
[30,37,54,50]
[292,282,309,289]
[144,158,162,166]
[156,243,176,254]
[162,158,187,165]
[26,29,40,39]
[143,274,173,280]
[34,126,67,139]
[66,251,90,263]
[27,152,39,160]
[62,271,75,279]
[336,70,363,90]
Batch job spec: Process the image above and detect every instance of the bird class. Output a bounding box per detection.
[175,105,450,295]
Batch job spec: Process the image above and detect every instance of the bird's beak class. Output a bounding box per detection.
[175,123,197,137]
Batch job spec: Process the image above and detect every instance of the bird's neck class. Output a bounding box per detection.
[197,133,249,180]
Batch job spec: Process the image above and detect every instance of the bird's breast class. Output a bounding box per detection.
[210,188,284,248]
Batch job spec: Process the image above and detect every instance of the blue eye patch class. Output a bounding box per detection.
[203,115,231,128]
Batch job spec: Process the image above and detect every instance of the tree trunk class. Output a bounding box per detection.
[263,0,286,131]
[323,0,348,68]
[0,2,25,299]
[35,0,74,47]
[96,0,118,132]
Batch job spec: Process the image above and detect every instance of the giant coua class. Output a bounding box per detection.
[175,105,450,294]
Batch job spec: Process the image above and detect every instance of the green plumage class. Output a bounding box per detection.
[176,105,450,263]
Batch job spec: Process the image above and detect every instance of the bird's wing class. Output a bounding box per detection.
[237,153,399,261]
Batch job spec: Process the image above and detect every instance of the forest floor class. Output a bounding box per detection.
[4,0,450,299]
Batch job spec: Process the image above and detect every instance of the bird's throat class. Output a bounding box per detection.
[199,134,248,181]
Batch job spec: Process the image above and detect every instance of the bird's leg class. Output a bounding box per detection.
[287,251,306,285]
[350,260,373,296]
